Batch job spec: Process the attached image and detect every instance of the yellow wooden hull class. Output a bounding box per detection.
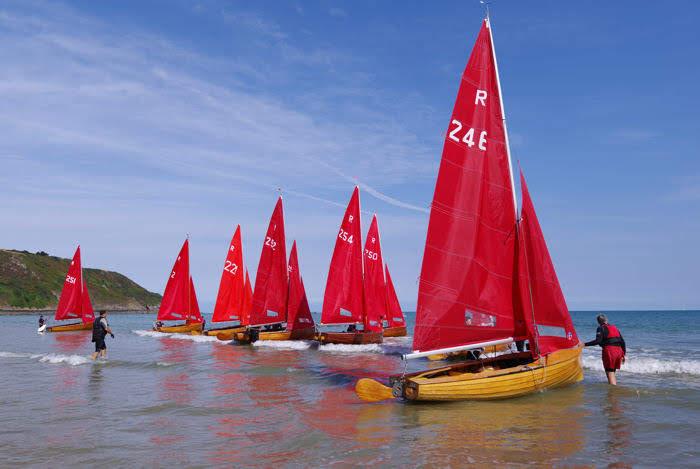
[399,346,583,401]
[202,326,245,337]
[233,327,316,344]
[215,326,248,341]
[47,321,93,332]
[154,322,203,334]
[382,326,407,337]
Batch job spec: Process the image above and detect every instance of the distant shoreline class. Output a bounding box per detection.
[0,309,154,315]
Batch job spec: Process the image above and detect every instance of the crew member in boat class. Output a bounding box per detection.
[585,314,626,385]
[91,310,114,360]
[38,315,45,328]
[346,324,357,333]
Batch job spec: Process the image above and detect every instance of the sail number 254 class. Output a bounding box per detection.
[448,120,487,151]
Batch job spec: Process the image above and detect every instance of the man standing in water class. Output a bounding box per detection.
[585,314,626,385]
[91,310,114,360]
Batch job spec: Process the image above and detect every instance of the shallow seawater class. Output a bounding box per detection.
[1,311,698,466]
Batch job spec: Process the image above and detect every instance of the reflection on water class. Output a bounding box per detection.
[604,387,633,466]
[2,314,699,466]
[405,385,587,466]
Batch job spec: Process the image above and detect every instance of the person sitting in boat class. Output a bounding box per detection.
[38,315,45,327]
[153,320,164,331]
[346,324,357,333]
[91,310,114,361]
[585,314,626,385]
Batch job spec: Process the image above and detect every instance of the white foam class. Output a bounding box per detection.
[318,343,383,353]
[0,351,90,366]
[582,354,700,376]
[132,330,220,343]
[252,340,312,350]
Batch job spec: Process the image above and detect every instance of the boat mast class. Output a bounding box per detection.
[485,14,518,220]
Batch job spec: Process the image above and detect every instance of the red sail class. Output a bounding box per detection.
[212,225,245,323]
[321,186,364,325]
[286,241,315,331]
[413,19,518,353]
[250,197,288,326]
[384,265,406,328]
[188,276,203,323]
[240,269,253,326]
[81,280,95,324]
[518,171,578,356]
[362,214,385,332]
[55,246,93,323]
[158,239,200,322]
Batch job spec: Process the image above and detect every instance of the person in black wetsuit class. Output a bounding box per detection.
[91,310,114,360]
[585,314,626,385]
[38,315,45,328]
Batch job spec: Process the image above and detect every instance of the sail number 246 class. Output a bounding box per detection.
[449,121,487,151]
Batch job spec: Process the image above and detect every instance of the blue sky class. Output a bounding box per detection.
[1,0,698,311]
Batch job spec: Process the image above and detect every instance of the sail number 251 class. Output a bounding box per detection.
[448,120,487,151]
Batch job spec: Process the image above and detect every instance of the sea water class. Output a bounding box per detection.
[0,311,698,466]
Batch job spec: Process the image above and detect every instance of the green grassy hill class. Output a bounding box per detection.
[0,249,161,311]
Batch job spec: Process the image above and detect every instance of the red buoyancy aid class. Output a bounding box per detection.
[605,324,621,340]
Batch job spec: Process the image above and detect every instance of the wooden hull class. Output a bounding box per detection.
[382,326,407,337]
[316,331,383,345]
[215,326,249,341]
[395,346,583,401]
[203,325,245,337]
[233,327,316,344]
[47,321,93,332]
[154,322,203,334]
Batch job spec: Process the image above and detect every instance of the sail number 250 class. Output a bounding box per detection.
[448,120,487,151]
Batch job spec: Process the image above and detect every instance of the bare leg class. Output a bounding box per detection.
[606,371,617,386]
[91,352,98,360]
[100,349,107,359]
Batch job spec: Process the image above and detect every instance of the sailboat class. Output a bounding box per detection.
[234,240,316,343]
[316,187,383,345]
[153,238,204,334]
[217,269,253,341]
[355,16,582,402]
[203,225,249,337]
[47,246,95,332]
[382,265,407,337]
[231,197,290,343]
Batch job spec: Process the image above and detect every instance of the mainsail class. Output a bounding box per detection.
[384,265,406,329]
[362,214,385,332]
[321,186,364,325]
[250,197,288,326]
[518,171,579,356]
[158,239,203,323]
[212,225,245,323]
[413,18,518,354]
[55,246,94,323]
[286,241,315,331]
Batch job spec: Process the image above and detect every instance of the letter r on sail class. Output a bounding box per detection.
[475,90,487,106]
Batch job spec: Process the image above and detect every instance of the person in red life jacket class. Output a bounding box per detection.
[585,314,626,385]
